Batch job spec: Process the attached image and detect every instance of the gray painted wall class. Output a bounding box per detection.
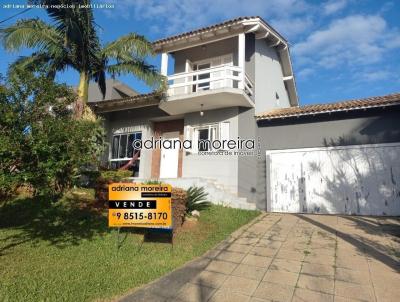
[255,109,400,210]
[237,107,258,205]
[245,33,256,83]
[254,39,290,114]
[183,107,240,192]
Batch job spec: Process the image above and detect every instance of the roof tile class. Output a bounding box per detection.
[256,92,400,120]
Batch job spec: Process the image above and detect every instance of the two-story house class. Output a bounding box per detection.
[91,16,400,215]
[92,16,297,209]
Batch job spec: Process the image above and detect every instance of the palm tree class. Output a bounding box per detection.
[0,0,164,118]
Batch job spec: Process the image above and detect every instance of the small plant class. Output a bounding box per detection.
[143,179,162,185]
[186,186,211,215]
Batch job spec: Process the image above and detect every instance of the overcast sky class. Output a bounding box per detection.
[0,0,399,105]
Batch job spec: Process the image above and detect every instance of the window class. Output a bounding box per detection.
[110,132,142,176]
[186,122,229,152]
[197,125,217,151]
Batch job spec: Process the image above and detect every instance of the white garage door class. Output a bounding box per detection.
[266,143,400,215]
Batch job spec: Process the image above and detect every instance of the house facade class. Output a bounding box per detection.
[91,16,400,215]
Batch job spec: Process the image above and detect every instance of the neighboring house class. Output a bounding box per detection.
[86,79,139,103]
[91,16,400,216]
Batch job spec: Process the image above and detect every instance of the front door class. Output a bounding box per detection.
[159,131,180,178]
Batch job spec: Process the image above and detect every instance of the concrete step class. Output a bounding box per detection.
[131,177,255,210]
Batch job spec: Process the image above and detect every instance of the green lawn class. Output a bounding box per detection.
[0,193,260,301]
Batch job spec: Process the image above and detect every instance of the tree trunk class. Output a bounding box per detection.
[75,71,89,119]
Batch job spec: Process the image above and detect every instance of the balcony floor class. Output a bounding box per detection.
[159,88,254,115]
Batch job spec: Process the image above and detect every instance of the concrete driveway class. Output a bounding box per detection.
[119,213,400,302]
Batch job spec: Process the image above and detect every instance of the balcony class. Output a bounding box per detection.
[159,65,254,115]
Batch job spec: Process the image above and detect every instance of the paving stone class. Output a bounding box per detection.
[255,240,282,249]
[225,243,253,253]
[304,254,335,266]
[373,286,400,302]
[334,280,376,302]
[276,249,305,261]
[335,267,371,285]
[333,296,363,302]
[216,251,246,263]
[220,275,259,295]
[297,274,334,294]
[253,281,295,302]
[231,264,267,280]
[175,283,216,302]
[241,254,273,268]
[120,214,400,302]
[249,246,278,257]
[206,260,237,274]
[336,256,370,271]
[249,298,273,302]
[262,269,299,286]
[190,270,228,288]
[292,288,333,302]
[234,237,259,245]
[301,262,334,278]
[269,259,303,273]
[208,290,251,302]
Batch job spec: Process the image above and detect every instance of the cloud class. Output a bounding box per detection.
[106,0,313,37]
[322,0,348,15]
[358,70,391,82]
[293,15,400,69]
[270,16,314,40]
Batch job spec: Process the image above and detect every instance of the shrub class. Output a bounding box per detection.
[99,170,132,182]
[0,71,105,198]
[185,186,211,214]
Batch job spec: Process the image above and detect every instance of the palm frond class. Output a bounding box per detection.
[8,53,49,73]
[107,60,165,89]
[102,33,155,60]
[8,52,68,80]
[46,1,101,71]
[0,18,62,53]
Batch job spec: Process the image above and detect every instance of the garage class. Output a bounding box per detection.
[255,93,400,215]
[266,143,400,215]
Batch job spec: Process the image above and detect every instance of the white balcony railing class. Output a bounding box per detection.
[167,65,254,99]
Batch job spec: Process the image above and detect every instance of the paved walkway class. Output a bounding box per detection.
[119,213,400,302]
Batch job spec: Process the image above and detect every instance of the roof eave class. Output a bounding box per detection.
[152,16,288,53]
[256,102,399,121]
[90,93,162,113]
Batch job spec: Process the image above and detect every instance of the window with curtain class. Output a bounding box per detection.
[110,132,142,176]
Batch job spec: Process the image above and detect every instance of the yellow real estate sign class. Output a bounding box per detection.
[108,183,172,229]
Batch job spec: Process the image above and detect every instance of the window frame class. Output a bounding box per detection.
[194,124,219,151]
[110,132,142,161]
[110,132,142,176]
